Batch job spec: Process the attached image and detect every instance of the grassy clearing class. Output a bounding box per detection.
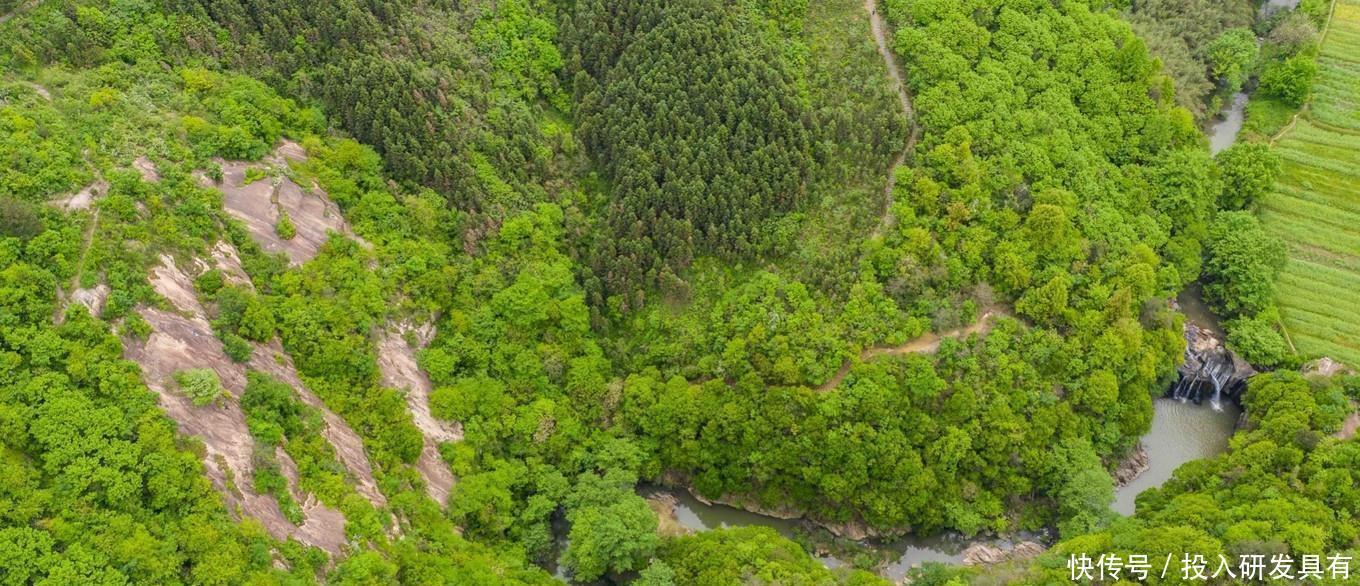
[1262,0,1360,367]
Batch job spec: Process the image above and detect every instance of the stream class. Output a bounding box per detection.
[645,487,1044,583]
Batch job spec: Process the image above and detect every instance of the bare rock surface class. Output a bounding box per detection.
[276,448,347,555]
[123,306,329,550]
[69,283,110,317]
[133,156,159,182]
[961,541,1046,566]
[210,241,253,289]
[1113,443,1149,488]
[54,180,106,212]
[127,256,383,551]
[377,322,459,504]
[1304,357,1351,378]
[216,144,354,266]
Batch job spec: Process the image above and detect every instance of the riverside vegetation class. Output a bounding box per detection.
[0,0,1356,585]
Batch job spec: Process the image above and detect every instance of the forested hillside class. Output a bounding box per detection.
[1,0,1356,584]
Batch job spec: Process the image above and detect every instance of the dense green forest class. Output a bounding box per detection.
[1,0,1356,584]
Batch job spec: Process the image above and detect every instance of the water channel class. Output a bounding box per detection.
[645,486,1045,583]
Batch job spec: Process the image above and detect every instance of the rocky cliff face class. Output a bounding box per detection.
[1170,323,1255,407]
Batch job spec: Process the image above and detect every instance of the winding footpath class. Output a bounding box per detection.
[817,307,1009,392]
[867,0,922,238]
[0,0,38,25]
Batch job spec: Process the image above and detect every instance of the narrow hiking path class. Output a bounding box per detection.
[817,307,1009,392]
[72,209,99,290]
[867,0,921,238]
[0,0,39,25]
[1270,0,1340,146]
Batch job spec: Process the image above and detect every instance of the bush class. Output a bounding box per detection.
[1203,211,1286,318]
[276,211,296,240]
[1216,143,1282,210]
[174,368,225,407]
[222,332,253,362]
[1259,54,1318,106]
[1226,314,1289,367]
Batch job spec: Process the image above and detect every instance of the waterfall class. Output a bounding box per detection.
[1169,323,1254,407]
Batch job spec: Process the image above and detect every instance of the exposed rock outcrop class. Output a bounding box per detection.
[215,143,356,266]
[377,322,460,505]
[1171,323,1254,405]
[961,541,1046,566]
[1113,443,1149,488]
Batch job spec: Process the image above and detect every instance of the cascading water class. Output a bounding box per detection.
[1170,323,1254,409]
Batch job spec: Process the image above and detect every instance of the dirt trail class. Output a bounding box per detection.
[0,0,38,24]
[867,0,921,238]
[1338,405,1359,440]
[377,324,460,505]
[54,180,106,212]
[817,307,1008,392]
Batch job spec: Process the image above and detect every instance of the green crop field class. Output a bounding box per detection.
[1262,0,1360,367]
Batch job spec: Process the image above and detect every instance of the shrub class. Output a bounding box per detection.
[1259,54,1318,106]
[1226,314,1289,367]
[276,211,296,240]
[174,368,225,407]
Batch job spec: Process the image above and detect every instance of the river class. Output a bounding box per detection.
[645,486,1044,582]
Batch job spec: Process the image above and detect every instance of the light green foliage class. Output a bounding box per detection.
[174,368,224,407]
[275,211,296,240]
[1260,53,1319,106]
[562,472,659,581]
[1226,313,1290,367]
[1203,211,1287,319]
[1053,440,1114,539]
[0,255,319,582]
[1215,142,1282,210]
[1206,28,1259,93]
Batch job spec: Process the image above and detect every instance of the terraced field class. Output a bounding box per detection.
[1261,0,1360,367]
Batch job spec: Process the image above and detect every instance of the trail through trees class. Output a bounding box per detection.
[867,0,921,237]
[817,307,1010,391]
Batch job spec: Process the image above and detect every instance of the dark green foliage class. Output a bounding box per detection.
[567,0,813,310]
[0,198,42,239]
[163,0,564,215]
[1203,211,1287,318]
[1123,0,1256,118]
